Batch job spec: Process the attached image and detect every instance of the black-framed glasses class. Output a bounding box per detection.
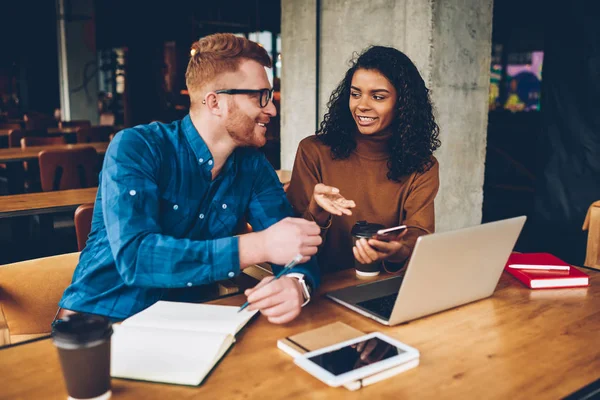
[214,88,274,108]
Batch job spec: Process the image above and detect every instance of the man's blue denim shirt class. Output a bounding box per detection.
[59,115,320,319]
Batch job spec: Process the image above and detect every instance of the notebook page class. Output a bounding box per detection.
[111,324,233,386]
[122,301,257,335]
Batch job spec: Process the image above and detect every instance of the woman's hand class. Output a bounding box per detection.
[309,183,355,226]
[352,230,408,264]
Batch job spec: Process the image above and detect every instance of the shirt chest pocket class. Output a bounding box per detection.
[158,195,193,237]
[210,197,243,236]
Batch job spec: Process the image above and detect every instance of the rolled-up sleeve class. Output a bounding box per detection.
[102,130,240,288]
[245,156,321,289]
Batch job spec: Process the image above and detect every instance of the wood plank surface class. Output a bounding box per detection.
[0,251,597,400]
[0,143,108,163]
[0,188,97,218]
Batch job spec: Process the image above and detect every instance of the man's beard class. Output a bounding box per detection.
[225,101,265,148]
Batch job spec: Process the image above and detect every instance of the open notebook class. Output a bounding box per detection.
[111,301,258,386]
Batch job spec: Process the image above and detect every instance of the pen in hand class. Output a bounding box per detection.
[237,254,304,313]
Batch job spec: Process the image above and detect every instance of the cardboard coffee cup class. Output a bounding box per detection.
[351,220,385,277]
[52,313,113,400]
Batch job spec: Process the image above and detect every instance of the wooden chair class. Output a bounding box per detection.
[583,201,600,270]
[0,130,55,191]
[21,136,66,147]
[59,120,91,129]
[0,122,24,130]
[0,253,79,346]
[38,147,99,191]
[8,129,48,148]
[19,136,68,191]
[99,113,115,126]
[0,123,24,150]
[24,115,58,130]
[76,126,114,143]
[74,203,94,251]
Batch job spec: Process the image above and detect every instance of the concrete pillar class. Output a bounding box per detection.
[280,0,318,172]
[281,0,493,232]
[56,0,99,123]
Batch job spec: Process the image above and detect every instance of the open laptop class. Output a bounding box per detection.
[326,216,526,326]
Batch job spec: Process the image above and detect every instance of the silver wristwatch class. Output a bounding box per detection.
[286,273,312,307]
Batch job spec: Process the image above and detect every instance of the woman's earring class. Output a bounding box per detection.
[202,99,206,105]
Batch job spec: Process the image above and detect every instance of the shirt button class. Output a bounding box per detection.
[228,272,235,278]
[173,204,179,210]
[129,190,136,196]
[187,282,192,287]
[199,213,205,219]
[222,204,227,209]
[208,160,213,166]
[198,158,203,163]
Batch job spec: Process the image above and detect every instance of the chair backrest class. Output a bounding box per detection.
[59,120,91,129]
[76,126,114,143]
[38,147,99,191]
[0,122,24,130]
[24,115,58,130]
[20,136,66,148]
[99,113,115,126]
[74,203,94,251]
[0,253,79,346]
[8,129,48,148]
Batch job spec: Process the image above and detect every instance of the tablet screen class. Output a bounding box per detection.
[307,336,405,376]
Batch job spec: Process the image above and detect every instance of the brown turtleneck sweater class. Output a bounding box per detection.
[287,133,439,274]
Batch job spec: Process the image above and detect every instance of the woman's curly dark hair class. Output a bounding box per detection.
[316,46,441,181]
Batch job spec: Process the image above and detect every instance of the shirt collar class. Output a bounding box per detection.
[182,114,213,167]
[181,114,237,176]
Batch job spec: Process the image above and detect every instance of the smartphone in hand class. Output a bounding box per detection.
[373,225,407,242]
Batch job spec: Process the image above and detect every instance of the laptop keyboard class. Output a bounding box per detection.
[357,292,399,320]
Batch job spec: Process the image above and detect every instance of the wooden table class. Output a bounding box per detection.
[0,256,598,399]
[0,142,108,163]
[0,172,288,218]
[0,187,97,219]
[0,127,81,137]
[47,127,81,134]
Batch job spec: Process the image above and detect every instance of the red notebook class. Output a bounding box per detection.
[506,252,571,270]
[504,253,590,289]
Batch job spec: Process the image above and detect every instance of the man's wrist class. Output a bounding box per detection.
[238,231,268,268]
[286,273,311,306]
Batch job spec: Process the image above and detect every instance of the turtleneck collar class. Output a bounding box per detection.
[353,130,392,160]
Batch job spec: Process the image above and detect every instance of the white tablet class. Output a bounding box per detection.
[293,332,419,387]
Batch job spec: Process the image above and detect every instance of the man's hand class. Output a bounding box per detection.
[260,217,322,265]
[245,276,304,324]
[309,183,356,226]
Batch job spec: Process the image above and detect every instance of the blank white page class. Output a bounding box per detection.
[111,324,232,386]
[122,301,257,335]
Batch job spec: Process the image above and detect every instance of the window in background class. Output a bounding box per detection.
[504,51,543,112]
[275,34,281,77]
[489,44,503,111]
[248,31,274,85]
[97,47,126,125]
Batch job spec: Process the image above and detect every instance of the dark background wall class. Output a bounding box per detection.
[1,1,60,115]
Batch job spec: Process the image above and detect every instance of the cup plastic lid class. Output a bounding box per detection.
[351,220,385,238]
[52,313,112,345]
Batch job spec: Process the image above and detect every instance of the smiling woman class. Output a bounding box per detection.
[287,46,441,275]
